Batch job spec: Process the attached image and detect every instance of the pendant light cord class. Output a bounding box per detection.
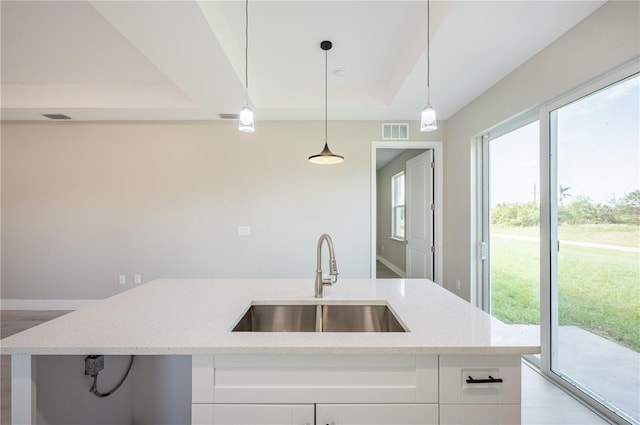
[427,0,431,93]
[324,47,328,144]
[245,0,249,92]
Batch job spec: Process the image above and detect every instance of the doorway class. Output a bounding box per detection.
[371,141,443,284]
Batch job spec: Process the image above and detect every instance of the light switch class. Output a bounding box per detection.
[237,225,251,236]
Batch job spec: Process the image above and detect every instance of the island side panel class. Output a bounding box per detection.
[11,354,36,425]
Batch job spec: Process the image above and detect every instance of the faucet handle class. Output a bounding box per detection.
[329,257,339,276]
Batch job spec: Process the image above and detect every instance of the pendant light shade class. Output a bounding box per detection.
[238,0,255,133]
[309,142,344,164]
[420,106,437,132]
[309,40,344,165]
[239,105,255,133]
[420,0,437,133]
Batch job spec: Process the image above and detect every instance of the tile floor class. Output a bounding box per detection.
[1,310,612,425]
[376,260,402,278]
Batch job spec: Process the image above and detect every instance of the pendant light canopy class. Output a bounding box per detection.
[238,0,255,133]
[420,0,437,132]
[309,40,344,165]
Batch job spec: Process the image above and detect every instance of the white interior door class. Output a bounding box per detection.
[405,150,434,279]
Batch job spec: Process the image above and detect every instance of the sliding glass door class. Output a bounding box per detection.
[483,121,540,349]
[549,74,639,424]
[481,70,639,423]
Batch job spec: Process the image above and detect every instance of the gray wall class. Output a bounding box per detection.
[37,356,133,424]
[1,120,440,300]
[376,149,427,273]
[443,0,639,302]
[36,355,192,425]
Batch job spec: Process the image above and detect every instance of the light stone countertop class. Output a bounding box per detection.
[0,279,540,356]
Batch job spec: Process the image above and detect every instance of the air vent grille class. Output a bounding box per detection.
[382,123,409,140]
[218,113,239,120]
[43,114,71,120]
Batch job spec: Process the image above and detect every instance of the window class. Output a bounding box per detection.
[391,172,405,240]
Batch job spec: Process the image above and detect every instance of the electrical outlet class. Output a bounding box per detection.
[456,279,461,290]
[237,225,251,236]
[119,275,126,285]
[84,355,104,376]
[134,274,141,284]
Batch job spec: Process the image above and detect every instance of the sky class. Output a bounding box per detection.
[490,74,639,208]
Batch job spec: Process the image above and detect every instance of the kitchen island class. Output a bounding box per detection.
[1,278,539,424]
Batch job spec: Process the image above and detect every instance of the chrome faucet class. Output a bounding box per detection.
[314,233,339,298]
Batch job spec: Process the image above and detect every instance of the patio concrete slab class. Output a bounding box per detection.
[513,324,639,422]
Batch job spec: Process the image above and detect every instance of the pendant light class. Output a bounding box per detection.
[420,0,437,132]
[238,0,255,133]
[309,40,344,165]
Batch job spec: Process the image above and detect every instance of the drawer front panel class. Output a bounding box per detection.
[211,404,314,425]
[439,355,521,405]
[316,403,438,425]
[209,355,437,404]
[440,404,521,425]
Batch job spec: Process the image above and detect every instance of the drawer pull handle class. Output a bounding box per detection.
[466,375,503,384]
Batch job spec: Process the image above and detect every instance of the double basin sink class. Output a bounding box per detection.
[232,302,407,333]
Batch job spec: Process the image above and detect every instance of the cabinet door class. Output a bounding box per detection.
[195,404,314,425]
[440,404,520,425]
[316,404,438,425]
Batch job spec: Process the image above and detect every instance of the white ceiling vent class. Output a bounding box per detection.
[382,123,409,140]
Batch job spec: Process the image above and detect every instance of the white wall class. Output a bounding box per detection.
[1,120,437,300]
[443,0,640,302]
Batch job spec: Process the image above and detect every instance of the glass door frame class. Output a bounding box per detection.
[477,60,639,424]
[541,62,639,424]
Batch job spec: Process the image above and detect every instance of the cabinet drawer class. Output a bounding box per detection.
[440,404,521,425]
[193,404,314,425]
[317,403,438,425]
[197,355,437,404]
[439,355,521,405]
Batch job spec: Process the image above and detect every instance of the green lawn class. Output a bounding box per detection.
[490,224,640,352]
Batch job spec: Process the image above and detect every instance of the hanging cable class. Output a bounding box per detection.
[427,0,431,91]
[245,0,249,92]
[324,43,328,144]
[87,355,134,398]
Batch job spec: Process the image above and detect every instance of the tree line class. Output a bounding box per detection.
[491,190,640,226]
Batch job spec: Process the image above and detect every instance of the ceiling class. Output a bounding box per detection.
[1,1,605,122]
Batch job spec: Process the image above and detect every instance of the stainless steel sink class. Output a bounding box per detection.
[232,304,317,332]
[231,303,407,332]
[320,304,406,332]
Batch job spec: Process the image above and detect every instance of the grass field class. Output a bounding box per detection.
[490,224,640,352]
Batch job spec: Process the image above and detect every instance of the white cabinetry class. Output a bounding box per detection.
[192,404,314,425]
[439,355,521,425]
[439,404,521,425]
[316,403,438,424]
[192,354,521,425]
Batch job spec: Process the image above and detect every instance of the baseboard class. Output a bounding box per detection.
[376,255,406,278]
[0,299,98,310]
